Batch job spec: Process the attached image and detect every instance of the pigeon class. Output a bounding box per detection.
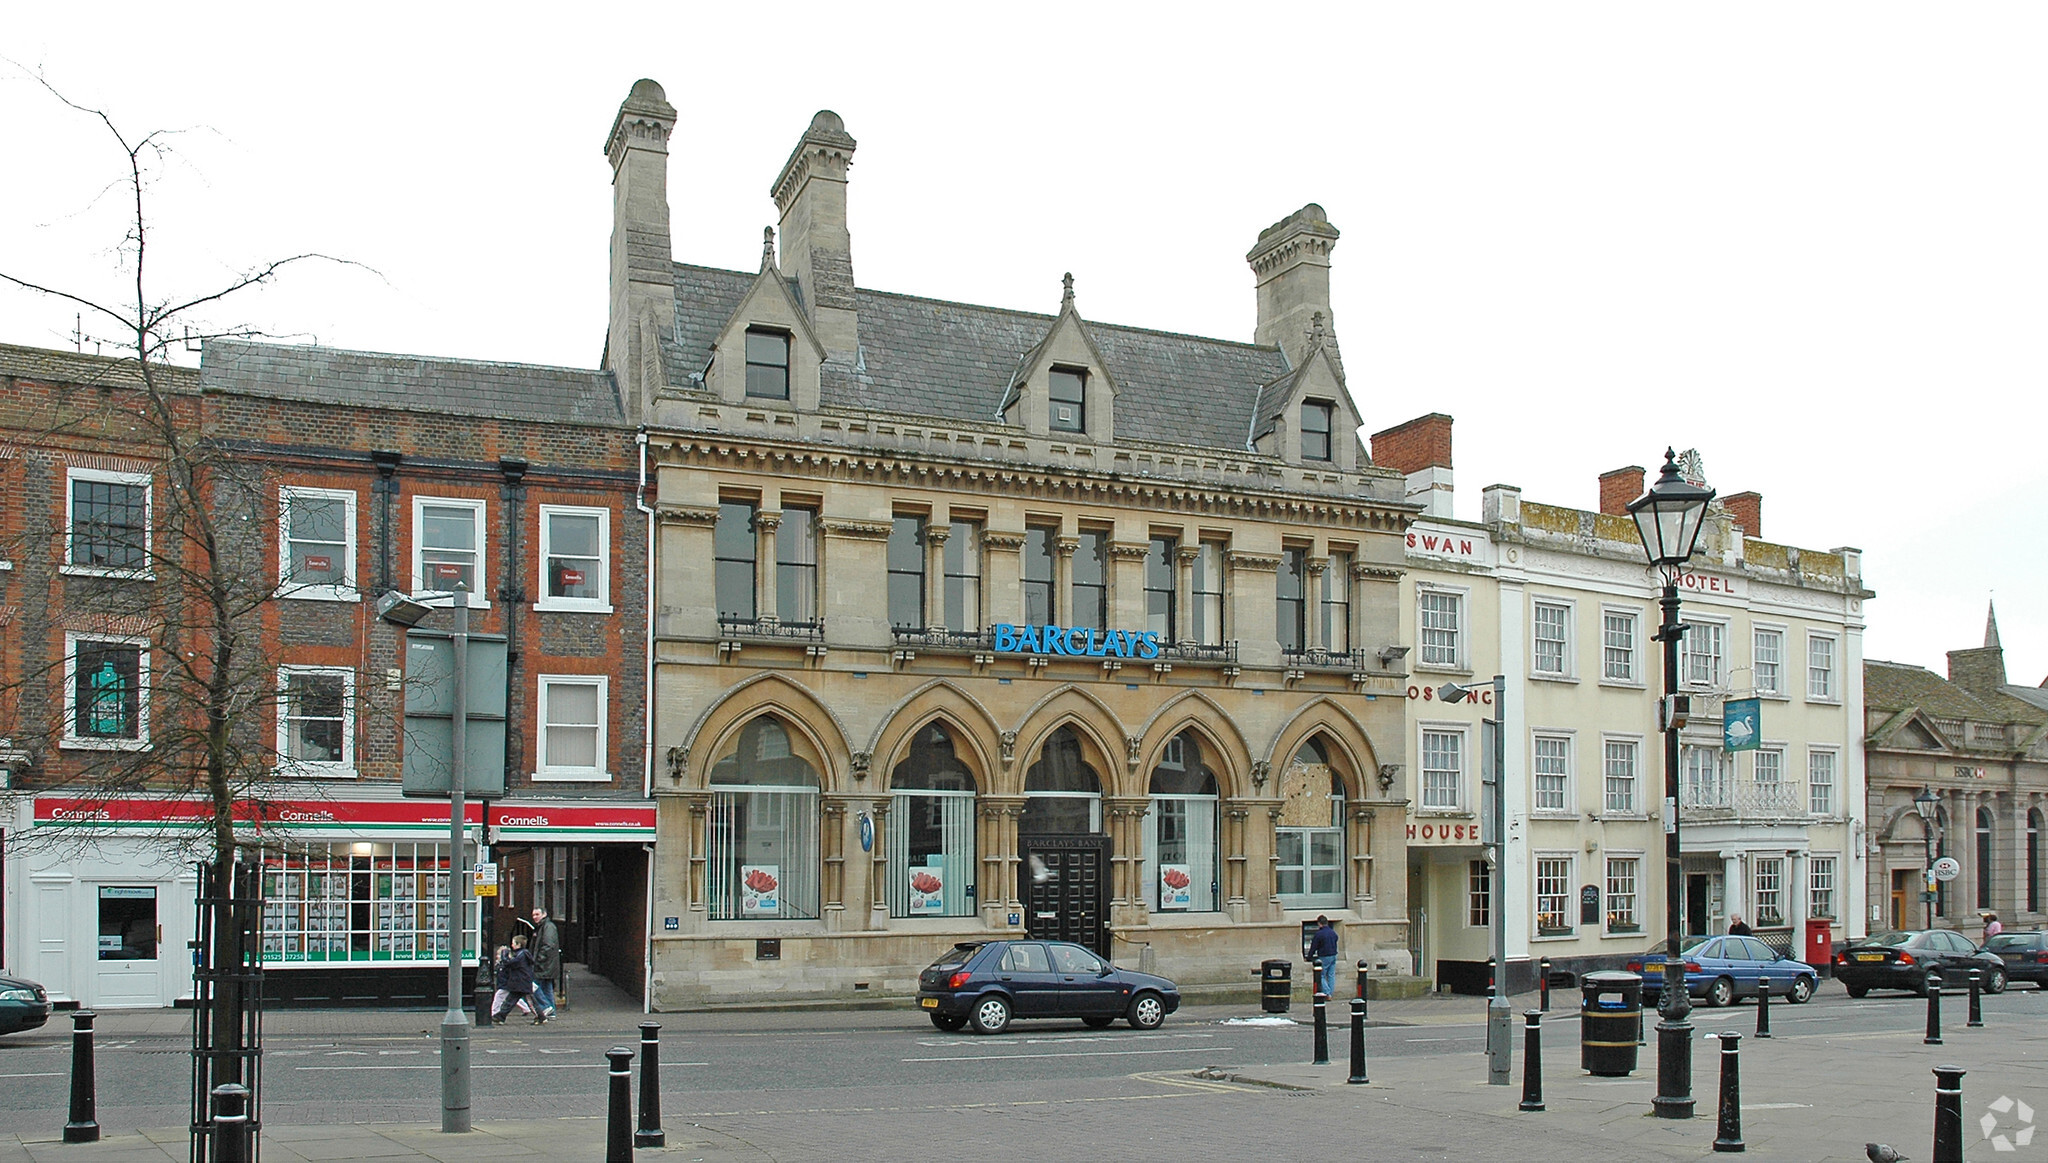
[1866,1145,1908,1162]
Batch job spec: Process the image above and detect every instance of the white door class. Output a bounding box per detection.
[91,883,168,1007]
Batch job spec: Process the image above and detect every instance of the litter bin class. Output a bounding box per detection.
[1580,970,1642,1076]
[1261,959,1293,1014]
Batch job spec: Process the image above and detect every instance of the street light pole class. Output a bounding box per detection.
[1914,787,1939,930]
[1439,677,1508,1085]
[441,585,472,1133]
[1627,449,1714,1122]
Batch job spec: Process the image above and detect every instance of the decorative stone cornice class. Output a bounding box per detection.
[820,518,891,540]
[983,531,1027,551]
[1246,203,1340,277]
[657,504,719,528]
[1229,551,1282,573]
[605,79,677,170]
[1107,541,1152,562]
[770,111,858,215]
[1353,562,1403,581]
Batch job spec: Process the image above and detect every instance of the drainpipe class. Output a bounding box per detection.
[642,842,656,1015]
[636,430,657,1016]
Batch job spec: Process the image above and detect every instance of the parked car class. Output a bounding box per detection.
[0,970,52,1036]
[1983,931,2048,990]
[1625,936,1820,1007]
[916,940,1181,1035]
[1832,929,2008,997]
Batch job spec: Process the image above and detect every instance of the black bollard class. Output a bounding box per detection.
[1540,957,1552,1012]
[1754,976,1772,1039]
[210,1083,252,1163]
[1347,997,1368,1084]
[1966,968,1983,1029]
[63,1009,98,1144]
[1312,992,1330,1064]
[1932,1064,1965,1163]
[1712,1032,1744,1153]
[1356,958,1369,1009]
[635,1021,666,1148]
[1924,969,1943,1046]
[605,1047,634,1163]
[1519,1010,1544,1112]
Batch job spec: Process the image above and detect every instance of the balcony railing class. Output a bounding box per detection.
[1157,640,1238,665]
[718,616,825,642]
[1283,646,1370,671]
[889,626,990,651]
[1680,778,1808,819]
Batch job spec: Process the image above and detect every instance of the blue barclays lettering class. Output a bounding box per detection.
[993,624,1018,652]
[1085,628,1110,656]
[1137,631,1161,659]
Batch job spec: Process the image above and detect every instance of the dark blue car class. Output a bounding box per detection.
[0,970,52,1036]
[1627,936,1819,1007]
[917,940,1181,1034]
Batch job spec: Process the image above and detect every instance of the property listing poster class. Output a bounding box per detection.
[1159,864,1193,911]
[741,865,780,917]
[908,861,945,915]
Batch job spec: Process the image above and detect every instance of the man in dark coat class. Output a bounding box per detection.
[530,907,562,1019]
[1309,916,1339,997]
[491,933,541,1025]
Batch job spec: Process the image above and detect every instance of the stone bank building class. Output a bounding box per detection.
[604,82,1418,1004]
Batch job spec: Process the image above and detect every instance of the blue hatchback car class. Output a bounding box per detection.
[0,970,52,1036]
[1627,936,1819,1007]
[917,940,1181,1035]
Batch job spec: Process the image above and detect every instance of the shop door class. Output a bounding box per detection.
[1685,874,1714,939]
[93,884,164,1007]
[1890,869,1913,930]
[1018,835,1110,956]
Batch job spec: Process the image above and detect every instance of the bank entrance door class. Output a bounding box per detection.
[1017,835,1110,956]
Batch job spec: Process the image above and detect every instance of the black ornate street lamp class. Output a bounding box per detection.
[1628,448,1714,1120]
[1914,787,1940,929]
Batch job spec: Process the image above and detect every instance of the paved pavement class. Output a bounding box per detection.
[6,983,2042,1161]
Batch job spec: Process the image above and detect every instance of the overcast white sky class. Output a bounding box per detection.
[5,4,2044,686]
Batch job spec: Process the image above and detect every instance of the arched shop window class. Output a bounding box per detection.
[1022,727,1102,834]
[1275,737,1346,909]
[1976,807,1995,911]
[707,716,820,920]
[889,722,978,917]
[1144,730,1220,912]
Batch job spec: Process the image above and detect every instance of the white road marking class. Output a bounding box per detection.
[0,1072,64,1079]
[904,1046,1232,1063]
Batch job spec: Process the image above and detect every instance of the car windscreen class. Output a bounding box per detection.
[1863,931,1914,947]
[1680,939,1715,957]
[925,944,983,971]
[1985,934,2038,951]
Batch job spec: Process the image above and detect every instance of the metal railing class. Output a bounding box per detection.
[1282,646,1370,671]
[889,627,990,650]
[717,616,825,642]
[1680,779,1808,819]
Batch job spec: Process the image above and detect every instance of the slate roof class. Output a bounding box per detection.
[669,265,1303,455]
[201,341,623,427]
[0,343,200,391]
[1865,659,2047,725]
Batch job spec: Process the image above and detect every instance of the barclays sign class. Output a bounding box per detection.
[990,623,1162,660]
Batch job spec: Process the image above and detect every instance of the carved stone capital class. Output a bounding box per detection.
[1054,536,1080,559]
[1107,541,1152,561]
[754,511,783,533]
[983,531,1027,552]
[821,518,892,541]
[657,504,720,528]
[1229,551,1282,573]
[922,525,952,546]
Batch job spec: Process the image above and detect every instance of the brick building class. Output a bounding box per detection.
[0,341,650,1008]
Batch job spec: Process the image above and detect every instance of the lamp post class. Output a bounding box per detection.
[1913,787,1939,929]
[1628,449,1714,1121]
[1440,677,1507,1084]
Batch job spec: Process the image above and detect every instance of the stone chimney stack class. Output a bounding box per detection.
[1247,204,1341,370]
[1948,602,2009,695]
[1370,413,1453,518]
[1722,491,1762,540]
[772,111,859,360]
[1599,466,1645,516]
[604,79,679,422]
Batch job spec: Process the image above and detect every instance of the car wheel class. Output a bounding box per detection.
[1127,991,1166,1030]
[1082,1015,1115,1028]
[969,994,1012,1035]
[1705,977,1735,1008]
[1984,968,2007,995]
[1844,984,1868,999]
[1787,976,1815,1004]
[929,1012,966,1031]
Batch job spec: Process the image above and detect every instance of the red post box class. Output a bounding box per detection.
[1805,918,1832,975]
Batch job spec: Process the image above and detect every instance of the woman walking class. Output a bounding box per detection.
[491,933,544,1025]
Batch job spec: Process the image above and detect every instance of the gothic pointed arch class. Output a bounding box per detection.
[1130,689,1250,798]
[865,678,1002,780]
[1263,695,1382,800]
[1005,684,1125,797]
[680,673,852,793]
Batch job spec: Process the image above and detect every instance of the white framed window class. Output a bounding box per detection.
[63,633,149,750]
[1420,727,1465,811]
[537,505,611,613]
[1808,748,1838,816]
[535,675,608,782]
[1753,747,1783,785]
[278,486,358,601]
[1532,599,1572,677]
[1532,733,1572,813]
[276,666,355,777]
[1467,859,1491,927]
[65,467,152,576]
[1682,744,1728,808]
[1752,626,1784,696]
[1418,587,1466,669]
[1602,736,1641,814]
[1806,633,1838,702]
[1601,608,1639,684]
[1753,856,1785,927]
[1535,855,1574,936]
[412,496,489,606]
[1606,855,1642,933]
[1809,855,1838,920]
[1683,619,1727,689]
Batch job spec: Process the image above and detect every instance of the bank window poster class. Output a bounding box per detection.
[1159,864,1193,911]
[909,859,945,915]
[741,865,781,916]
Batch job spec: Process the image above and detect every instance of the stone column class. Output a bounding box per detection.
[681,790,713,918]
[981,795,1025,926]
[1788,848,1807,950]
[921,523,951,633]
[1223,801,1253,921]
[1108,541,1150,631]
[1106,795,1151,920]
[1304,557,1328,652]
[868,799,891,930]
[1723,850,1743,929]
[821,796,850,927]
[754,511,782,624]
[1349,802,1376,906]
[1174,544,1198,644]
[984,532,1025,627]
[1055,535,1078,624]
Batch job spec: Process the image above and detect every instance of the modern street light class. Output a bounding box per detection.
[1914,787,1940,929]
[379,583,473,1134]
[1627,448,1714,1121]
[1439,677,1508,1085]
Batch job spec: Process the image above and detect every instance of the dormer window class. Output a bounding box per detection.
[1048,368,1087,433]
[745,329,791,400]
[1301,401,1334,461]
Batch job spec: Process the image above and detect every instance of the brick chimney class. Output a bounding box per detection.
[1599,466,1645,516]
[1247,204,1341,370]
[772,111,859,360]
[1722,491,1762,540]
[1371,414,1453,518]
[603,79,679,423]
